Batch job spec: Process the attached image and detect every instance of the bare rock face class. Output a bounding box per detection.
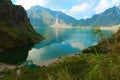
[0,0,44,51]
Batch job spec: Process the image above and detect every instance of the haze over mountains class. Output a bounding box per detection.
[27,5,120,27]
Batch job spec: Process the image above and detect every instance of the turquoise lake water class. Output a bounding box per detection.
[27,27,114,63]
[0,27,114,64]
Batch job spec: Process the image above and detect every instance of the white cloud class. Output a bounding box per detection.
[94,0,120,14]
[83,15,90,19]
[70,2,90,13]
[112,0,120,3]
[15,0,46,10]
[62,2,91,14]
[94,0,110,14]
[112,0,120,6]
[14,0,120,19]
[62,2,91,19]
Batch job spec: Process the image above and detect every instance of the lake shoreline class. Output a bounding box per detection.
[0,53,79,72]
[34,53,80,66]
[0,63,16,72]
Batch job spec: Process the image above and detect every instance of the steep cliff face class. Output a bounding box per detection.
[0,0,44,51]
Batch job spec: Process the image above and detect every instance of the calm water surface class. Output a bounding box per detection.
[0,27,114,64]
[27,27,114,63]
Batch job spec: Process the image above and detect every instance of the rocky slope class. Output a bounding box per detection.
[27,5,77,27]
[79,6,120,27]
[0,0,44,51]
[27,6,120,27]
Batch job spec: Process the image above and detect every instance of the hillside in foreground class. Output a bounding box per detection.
[1,28,120,80]
[1,51,120,80]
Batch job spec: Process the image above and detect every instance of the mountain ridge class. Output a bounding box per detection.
[27,5,77,27]
[79,6,120,27]
[27,5,120,27]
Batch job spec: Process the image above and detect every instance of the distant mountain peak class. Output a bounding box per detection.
[27,5,120,27]
[78,6,120,27]
[27,5,77,27]
[30,5,51,12]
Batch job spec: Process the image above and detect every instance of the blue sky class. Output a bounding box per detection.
[11,0,120,19]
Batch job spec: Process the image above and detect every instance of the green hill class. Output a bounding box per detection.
[0,0,44,51]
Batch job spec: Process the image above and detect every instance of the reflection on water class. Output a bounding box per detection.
[27,28,114,63]
[0,27,115,64]
[0,44,33,65]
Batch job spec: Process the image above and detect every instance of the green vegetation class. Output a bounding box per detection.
[82,27,120,54]
[0,1,120,80]
[0,0,44,50]
[1,52,120,80]
[1,27,120,80]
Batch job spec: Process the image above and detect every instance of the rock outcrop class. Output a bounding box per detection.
[0,0,44,51]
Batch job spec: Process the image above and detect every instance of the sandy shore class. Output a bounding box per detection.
[0,54,79,72]
[36,54,78,66]
[35,58,60,66]
[0,58,60,71]
[0,63,15,72]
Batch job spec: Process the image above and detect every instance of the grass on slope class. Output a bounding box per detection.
[1,51,120,80]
